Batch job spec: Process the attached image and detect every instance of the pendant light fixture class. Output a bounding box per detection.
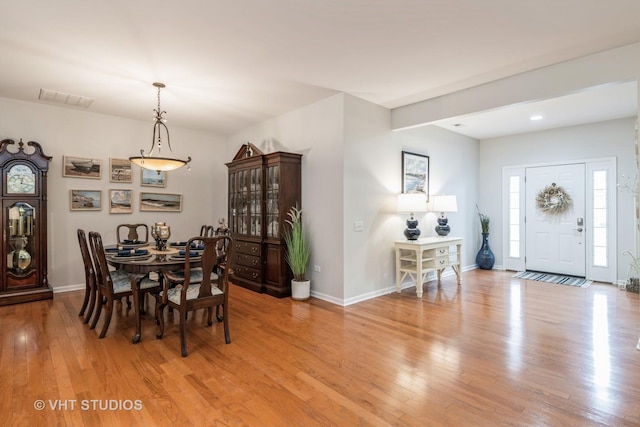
[129,82,191,172]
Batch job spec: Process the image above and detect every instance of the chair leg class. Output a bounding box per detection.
[83,284,97,324]
[90,293,103,330]
[222,304,230,344]
[206,307,213,326]
[180,309,188,357]
[79,283,90,317]
[216,305,223,322]
[98,299,114,339]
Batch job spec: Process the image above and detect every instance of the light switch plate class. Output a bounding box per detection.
[354,221,364,232]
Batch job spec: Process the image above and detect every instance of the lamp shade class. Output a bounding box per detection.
[397,193,427,213]
[431,195,457,213]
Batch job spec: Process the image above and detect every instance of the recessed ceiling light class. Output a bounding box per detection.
[530,115,543,121]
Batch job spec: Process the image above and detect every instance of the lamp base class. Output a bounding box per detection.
[404,217,421,240]
[435,216,450,237]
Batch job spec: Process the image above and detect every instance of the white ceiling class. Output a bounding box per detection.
[2,0,640,138]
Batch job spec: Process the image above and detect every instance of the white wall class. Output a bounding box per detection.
[226,94,346,303]
[342,95,398,302]
[478,117,636,280]
[392,125,480,269]
[0,97,227,290]
[227,93,481,305]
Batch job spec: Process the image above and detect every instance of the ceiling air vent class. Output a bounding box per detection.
[38,89,94,108]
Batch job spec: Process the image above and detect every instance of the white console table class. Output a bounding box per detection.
[394,236,462,298]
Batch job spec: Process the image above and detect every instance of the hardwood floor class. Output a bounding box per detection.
[1,269,639,426]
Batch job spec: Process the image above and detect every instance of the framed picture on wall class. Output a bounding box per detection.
[109,158,133,183]
[63,156,101,179]
[401,151,429,198]
[70,190,102,211]
[109,189,133,214]
[140,192,182,212]
[141,169,167,187]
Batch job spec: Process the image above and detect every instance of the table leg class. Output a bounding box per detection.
[395,249,402,293]
[415,249,423,298]
[452,265,461,285]
[130,275,142,344]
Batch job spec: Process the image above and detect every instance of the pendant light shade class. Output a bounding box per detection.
[129,82,191,172]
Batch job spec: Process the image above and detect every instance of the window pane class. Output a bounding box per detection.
[593,209,607,227]
[592,169,607,268]
[593,190,606,208]
[510,241,520,258]
[593,247,607,267]
[593,170,606,189]
[594,228,607,246]
[509,209,519,223]
[509,176,519,192]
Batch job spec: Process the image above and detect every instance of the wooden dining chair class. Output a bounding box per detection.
[77,229,97,324]
[199,224,214,237]
[88,231,160,338]
[156,235,233,357]
[117,223,149,244]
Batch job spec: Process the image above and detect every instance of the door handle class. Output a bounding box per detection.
[573,227,583,232]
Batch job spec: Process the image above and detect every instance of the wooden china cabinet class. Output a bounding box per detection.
[0,139,53,305]
[226,143,302,297]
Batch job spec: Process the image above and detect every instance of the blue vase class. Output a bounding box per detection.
[476,233,495,270]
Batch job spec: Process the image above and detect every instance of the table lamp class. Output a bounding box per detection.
[397,193,427,240]
[431,195,457,236]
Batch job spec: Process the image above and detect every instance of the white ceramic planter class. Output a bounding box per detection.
[291,279,310,301]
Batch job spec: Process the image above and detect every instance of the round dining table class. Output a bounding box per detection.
[106,245,201,343]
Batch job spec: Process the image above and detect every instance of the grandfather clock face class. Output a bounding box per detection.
[7,164,36,194]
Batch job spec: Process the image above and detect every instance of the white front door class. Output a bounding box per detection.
[525,164,586,276]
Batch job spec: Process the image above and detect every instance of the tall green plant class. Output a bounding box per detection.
[283,205,311,281]
[476,204,490,234]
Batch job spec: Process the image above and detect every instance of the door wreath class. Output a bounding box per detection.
[536,183,572,214]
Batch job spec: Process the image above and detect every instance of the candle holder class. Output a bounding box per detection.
[151,222,171,251]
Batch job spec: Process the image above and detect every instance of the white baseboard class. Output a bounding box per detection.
[53,284,85,294]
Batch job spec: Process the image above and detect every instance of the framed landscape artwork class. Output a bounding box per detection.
[141,169,167,187]
[109,189,133,214]
[109,158,133,183]
[70,190,102,211]
[140,192,182,212]
[63,156,101,179]
[401,151,429,198]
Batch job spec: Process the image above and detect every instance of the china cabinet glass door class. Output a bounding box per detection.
[250,167,261,236]
[266,164,279,238]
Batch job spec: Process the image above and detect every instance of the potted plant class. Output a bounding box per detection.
[283,205,311,300]
[475,204,495,269]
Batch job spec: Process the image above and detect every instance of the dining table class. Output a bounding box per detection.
[105,242,202,343]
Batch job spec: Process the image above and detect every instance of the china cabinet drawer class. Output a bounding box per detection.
[235,253,261,268]
[235,240,262,256]
[233,266,262,282]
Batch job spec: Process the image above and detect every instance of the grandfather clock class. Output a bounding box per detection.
[0,139,52,305]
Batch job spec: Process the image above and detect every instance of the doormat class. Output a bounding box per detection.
[513,271,591,287]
